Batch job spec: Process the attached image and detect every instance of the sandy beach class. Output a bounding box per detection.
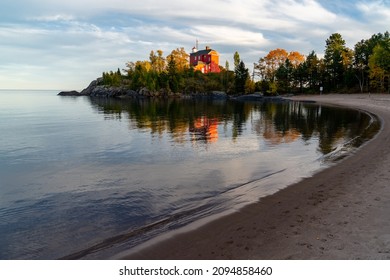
[122,94,390,260]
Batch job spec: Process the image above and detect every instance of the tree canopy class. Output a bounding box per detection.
[254,32,389,94]
[100,31,389,96]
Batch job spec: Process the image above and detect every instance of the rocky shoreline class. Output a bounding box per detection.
[58,78,288,102]
[58,78,227,99]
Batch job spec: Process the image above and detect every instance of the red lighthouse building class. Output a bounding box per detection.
[189,45,221,73]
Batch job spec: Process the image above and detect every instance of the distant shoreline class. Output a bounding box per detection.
[120,94,390,260]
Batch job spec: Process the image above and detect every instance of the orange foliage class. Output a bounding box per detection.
[258,48,305,81]
[265,48,289,70]
[287,51,305,68]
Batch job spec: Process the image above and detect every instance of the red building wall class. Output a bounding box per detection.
[190,47,220,74]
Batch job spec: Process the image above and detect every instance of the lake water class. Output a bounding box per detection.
[0,90,378,259]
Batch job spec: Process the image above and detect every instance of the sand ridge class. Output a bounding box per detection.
[123,94,390,260]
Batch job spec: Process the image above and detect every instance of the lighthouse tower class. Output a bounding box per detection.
[192,39,199,53]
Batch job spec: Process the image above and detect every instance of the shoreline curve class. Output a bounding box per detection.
[120,94,390,260]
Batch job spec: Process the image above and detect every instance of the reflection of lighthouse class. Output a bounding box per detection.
[190,117,219,143]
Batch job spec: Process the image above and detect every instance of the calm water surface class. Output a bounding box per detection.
[0,90,378,259]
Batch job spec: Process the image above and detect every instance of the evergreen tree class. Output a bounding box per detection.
[235,60,249,94]
[275,59,293,93]
[324,33,352,90]
[305,51,321,92]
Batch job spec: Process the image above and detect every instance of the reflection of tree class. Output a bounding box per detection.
[252,101,371,154]
[88,98,372,155]
[89,98,251,143]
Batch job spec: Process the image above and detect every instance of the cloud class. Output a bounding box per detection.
[357,0,390,22]
[275,0,337,23]
[0,20,135,89]
[0,0,389,89]
[31,14,76,22]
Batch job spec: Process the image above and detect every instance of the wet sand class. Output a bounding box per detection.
[122,94,390,260]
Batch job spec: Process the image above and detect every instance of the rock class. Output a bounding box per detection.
[235,93,264,101]
[125,90,138,97]
[89,86,130,97]
[211,91,228,99]
[80,79,99,96]
[138,87,151,96]
[57,90,82,96]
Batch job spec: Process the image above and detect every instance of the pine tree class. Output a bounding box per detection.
[235,60,249,94]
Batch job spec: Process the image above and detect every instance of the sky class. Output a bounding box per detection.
[0,0,389,90]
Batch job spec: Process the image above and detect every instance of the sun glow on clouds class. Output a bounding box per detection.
[0,0,389,89]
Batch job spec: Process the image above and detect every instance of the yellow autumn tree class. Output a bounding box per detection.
[166,47,189,72]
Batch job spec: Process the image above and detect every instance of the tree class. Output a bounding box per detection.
[324,33,353,90]
[369,41,390,92]
[256,48,289,82]
[234,51,240,70]
[306,51,321,91]
[287,51,305,92]
[235,60,249,94]
[355,32,390,92]
[275,59,293,93]
[156,50,166,73]
[166,47,189,72]
[149,50,166,74]
[245,79,255,94]
[354,39,370,92]
[255,49,305,94]
[102,70,122,86]
[167,56,178,92]
[287,51,305,68]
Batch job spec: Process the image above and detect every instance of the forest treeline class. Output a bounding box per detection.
[101,32,389,95]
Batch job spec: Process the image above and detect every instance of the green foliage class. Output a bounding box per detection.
[275,59,293,94]
[253,31,389,94]
[101,31,389,96]
[234,60,249,95]
[369,42,390,92]
[323,33,353,91]
[102,70,122,86]
[120,47,238,95]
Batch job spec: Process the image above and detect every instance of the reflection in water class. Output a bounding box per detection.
[0,91,379,260]
[89,98,375,155]
[190,117,219,143]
